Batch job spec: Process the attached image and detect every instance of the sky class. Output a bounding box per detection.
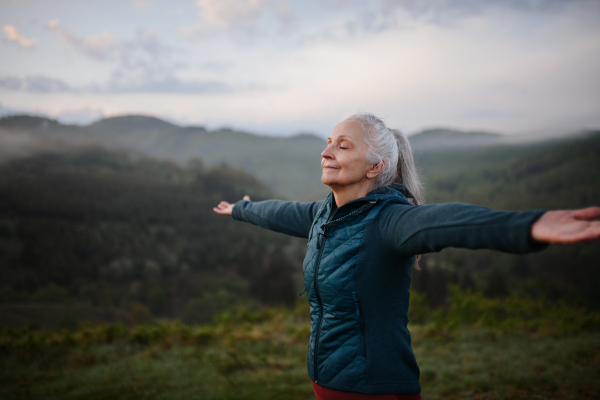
[1,0,600,137]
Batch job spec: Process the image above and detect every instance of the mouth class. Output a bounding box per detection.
[322,164,338,170]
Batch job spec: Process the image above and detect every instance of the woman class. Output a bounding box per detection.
[213,113,600,399]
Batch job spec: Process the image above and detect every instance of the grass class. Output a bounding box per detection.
[412,327,600,399]
[1,292,600,399]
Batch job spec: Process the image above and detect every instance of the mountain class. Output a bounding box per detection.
[0,115,511,200]
[0,115,327,200]
[89,114,179,134]
[1,114,598,203]
[408,128,502,153]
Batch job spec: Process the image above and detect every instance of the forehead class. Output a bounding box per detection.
[330,119,366,142]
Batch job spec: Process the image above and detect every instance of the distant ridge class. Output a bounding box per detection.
[0,114,61,130]
[0,114,327,200]
[89,115,179,134]
[408,128,502,152]
[1,113,595,200]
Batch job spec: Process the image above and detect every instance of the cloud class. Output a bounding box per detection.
[198,0,271,29]
[181,0,295,36]
[369,0,600,29]
[0,75,71,92]
[42,22,231,94]
[103,76,232,94]
[0,73,233,95]
[46,20,118,59]
[3,20,238,95]
[3,25,37,48]
[288,0,600,41]
[179,0,600,45]
[45,22,170,74]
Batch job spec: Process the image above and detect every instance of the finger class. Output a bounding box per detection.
[213,207,231,215]
[571,207,600,220]
[243,195,250,201]
[553,223,600,243]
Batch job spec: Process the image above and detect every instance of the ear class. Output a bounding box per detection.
[366,159,385,179]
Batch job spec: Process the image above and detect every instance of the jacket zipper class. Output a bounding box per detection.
[312,200,363,384]
[313,225,327,384]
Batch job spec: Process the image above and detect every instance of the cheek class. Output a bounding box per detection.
[348,154,368,172]
[342,160,366,181]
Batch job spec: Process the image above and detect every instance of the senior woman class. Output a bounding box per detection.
[213,113,600,400]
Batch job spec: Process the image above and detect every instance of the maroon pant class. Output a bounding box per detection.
[312,381,421,400]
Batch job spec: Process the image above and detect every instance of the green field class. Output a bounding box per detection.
[2,290,599,400]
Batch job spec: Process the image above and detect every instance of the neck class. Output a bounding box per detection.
[330,180,376,207]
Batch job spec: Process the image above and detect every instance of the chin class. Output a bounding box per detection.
[321,178,334,188]
[321,177,340,189]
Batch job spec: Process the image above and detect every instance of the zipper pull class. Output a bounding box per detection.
[316,226,326,250]
[299,289,306,296]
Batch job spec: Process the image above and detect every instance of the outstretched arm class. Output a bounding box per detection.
[531,207,600,244]
[213,196,324,239]
[380,203,543,256]
[380,203,600,256]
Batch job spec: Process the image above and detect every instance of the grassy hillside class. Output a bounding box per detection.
[2,291,599,399]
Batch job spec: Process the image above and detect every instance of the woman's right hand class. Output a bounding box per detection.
[213,195,250,216]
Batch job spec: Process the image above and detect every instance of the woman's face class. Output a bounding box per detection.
[321,119,378,190]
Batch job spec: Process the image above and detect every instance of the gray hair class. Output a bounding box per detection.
[346,113,424,206]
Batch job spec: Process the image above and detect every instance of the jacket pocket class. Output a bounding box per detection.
[352,291,367,358]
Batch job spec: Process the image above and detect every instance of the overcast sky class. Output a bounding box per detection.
[1,0,600,136]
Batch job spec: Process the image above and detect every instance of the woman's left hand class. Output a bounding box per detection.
[531,207,600,244]
[213,195,250,216]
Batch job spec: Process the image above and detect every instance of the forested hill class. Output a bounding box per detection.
[0,115,325,200]
[0,114,594,201]
[1,115,599,325]
[0,147,304,325]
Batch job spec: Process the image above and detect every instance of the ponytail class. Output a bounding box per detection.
[391,129,424,206]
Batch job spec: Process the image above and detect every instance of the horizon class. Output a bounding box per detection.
[1,111,586,140]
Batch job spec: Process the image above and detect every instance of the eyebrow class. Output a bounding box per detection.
[327,135,354,141]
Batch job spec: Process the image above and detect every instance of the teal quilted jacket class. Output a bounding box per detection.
[232,184,547,394]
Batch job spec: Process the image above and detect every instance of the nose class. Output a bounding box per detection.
[321,143,334,159]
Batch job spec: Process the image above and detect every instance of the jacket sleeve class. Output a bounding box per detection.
[378,202,549,256]
[231,199,324,238]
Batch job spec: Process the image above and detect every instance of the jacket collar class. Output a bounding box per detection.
[368,182,410,199]
[326,182,412,211]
